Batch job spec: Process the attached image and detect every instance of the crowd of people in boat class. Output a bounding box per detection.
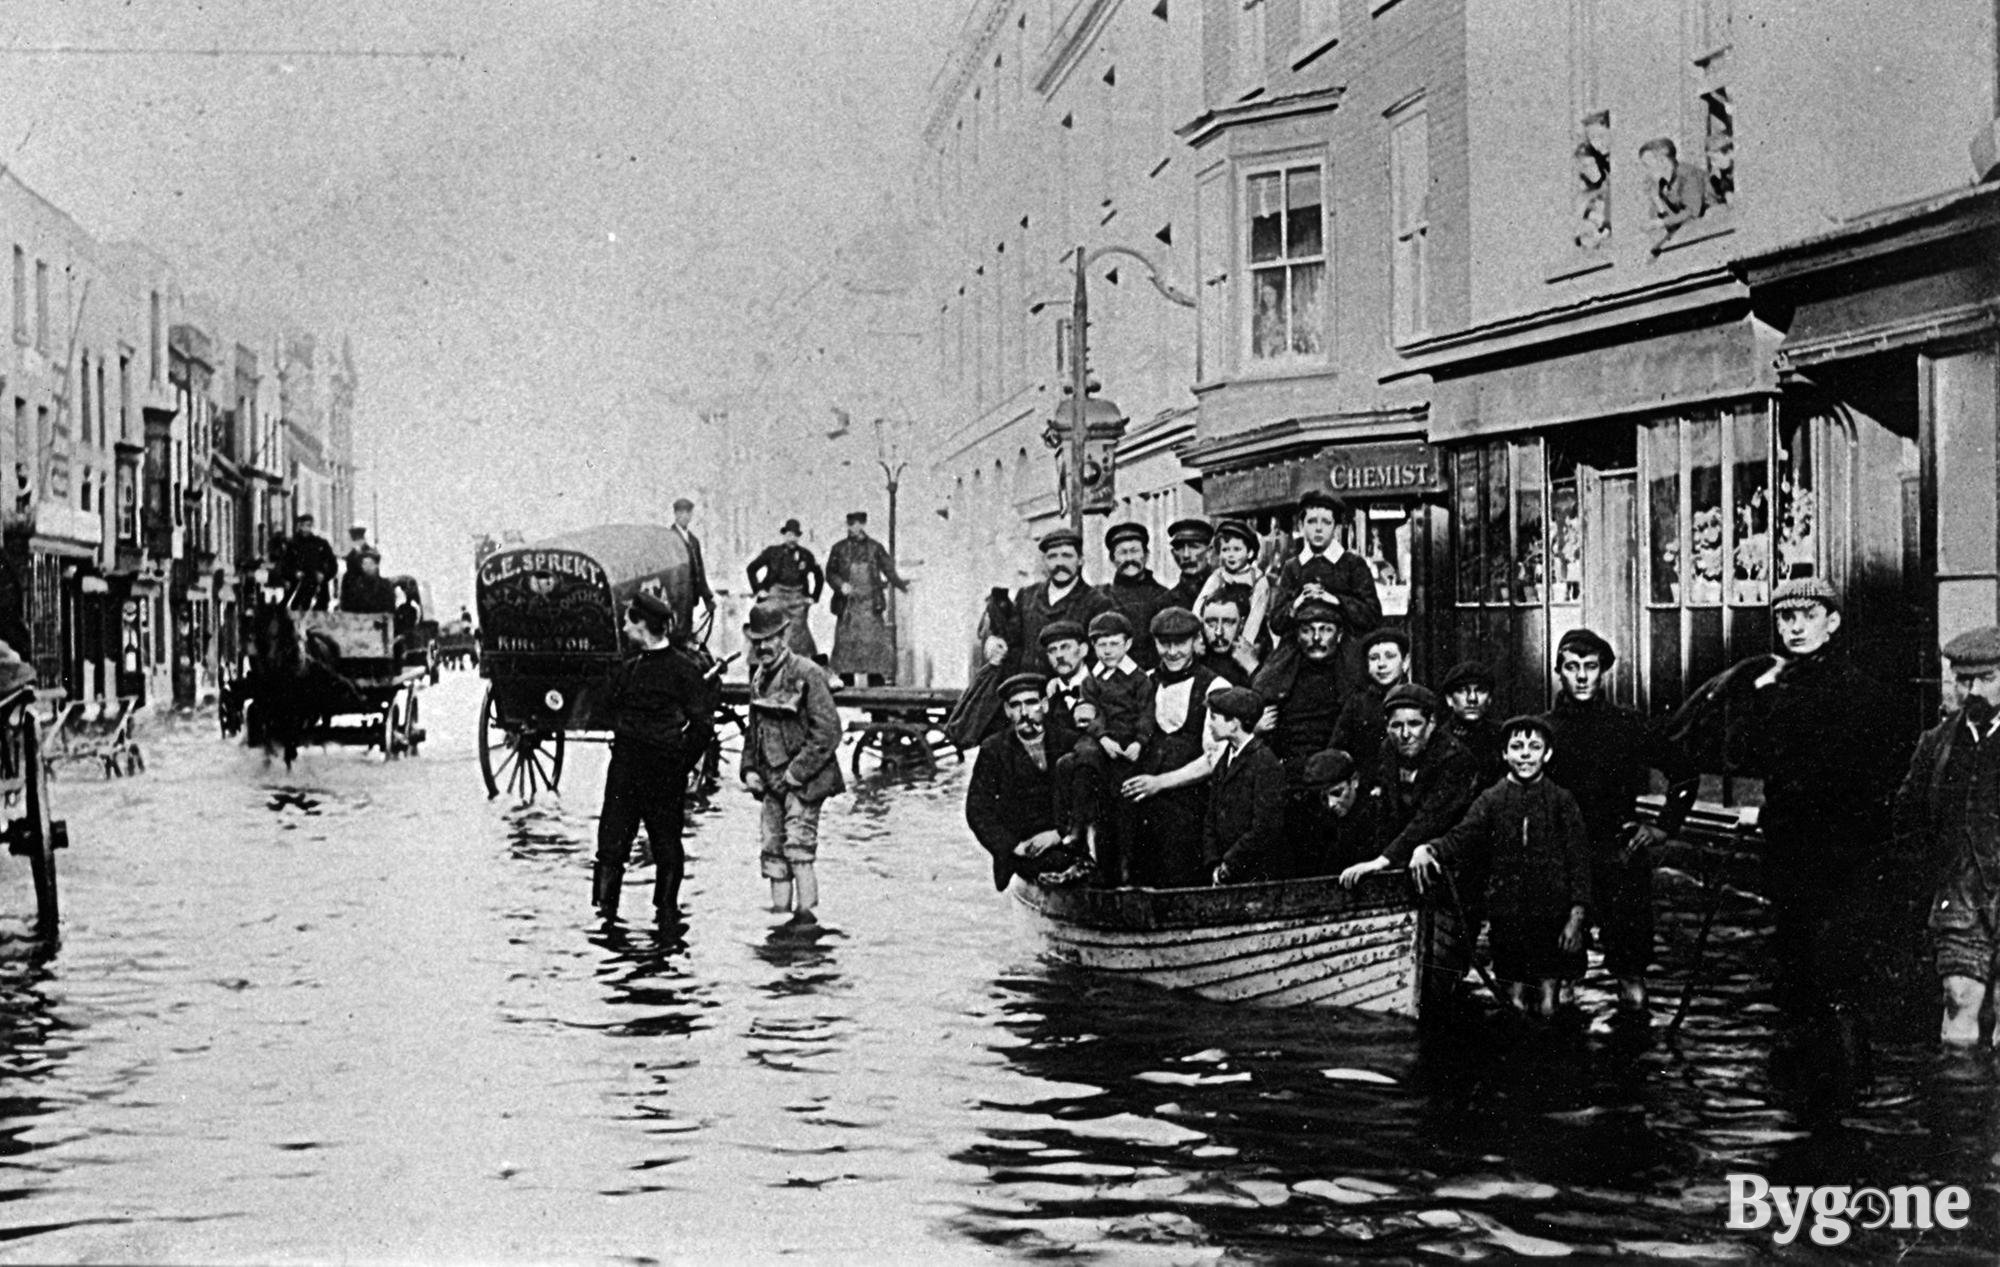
[960,491,2000,1048]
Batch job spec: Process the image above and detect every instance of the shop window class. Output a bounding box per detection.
[1645,422,1682,604]
[1453,447,1481,602]
[1546,447,1582,604]
[117,470,136,543]
[1511,438,1545,604]
[1644,406,1781,608]
[1363,508,1413,618]
[1244,164,1326,362]
[1482,439,1508,602]
[1730,414,1769,602]
[1692,0,1734,209]
[1775,411,1818,581]
[1452,436,1553,606]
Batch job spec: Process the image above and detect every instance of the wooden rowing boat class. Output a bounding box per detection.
[1010,872,1461,1018]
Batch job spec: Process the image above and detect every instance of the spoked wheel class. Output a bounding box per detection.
[381,696,402,761]
[478,685,564,801]
[402,690,422,757]
[6,713,60,934]
[849,722,936,780]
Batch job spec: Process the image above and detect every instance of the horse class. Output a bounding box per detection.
[239,601,364,769]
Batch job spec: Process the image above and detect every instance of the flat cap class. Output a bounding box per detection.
[999,672,1048,702]
[1086,610,1134,640]
[1214,520,1259,552]
[1500,713,1556,746]
[1382,682,1439,718]
[1772,576,1841,614]
[846,510,869,524]
[1293,598,1343,627]
[1104,522,1150,551]
[628,590,674,626]
[1555,627,1618,671]
[1148,605,1202,641]
[1167,518,1214,545]
[1298,489,1344,516]
[1360,627,1410,657]
[1037,527,1083,553]
[672,496,695,511]
[1037,618,1087,648]
[1437,660,1496,697]
[1207,686,1264,726]
[1942,626,2000,670]
[1299,748,1356,790]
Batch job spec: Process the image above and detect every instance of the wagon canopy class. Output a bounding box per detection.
[528,524,693,611]
[475,523,691,659]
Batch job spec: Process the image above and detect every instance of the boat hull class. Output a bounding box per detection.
[1010,873,1454,1018]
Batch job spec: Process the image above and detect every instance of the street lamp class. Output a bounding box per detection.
[1054,243,1196,539]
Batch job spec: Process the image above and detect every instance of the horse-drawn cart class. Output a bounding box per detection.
[295,611,428,758]
[234,604,428,764]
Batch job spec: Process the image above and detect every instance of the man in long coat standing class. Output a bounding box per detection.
[670,497,716,637]
[826,511,908,686]
[1102,522,1175,671]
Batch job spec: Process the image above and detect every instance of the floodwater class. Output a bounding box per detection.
[0,671,1993,1263]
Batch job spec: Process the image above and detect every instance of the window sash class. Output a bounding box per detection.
[1242,164,1327,362]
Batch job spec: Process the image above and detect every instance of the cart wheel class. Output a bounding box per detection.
[20,717,56,933]
[849,724,935,780]
[403,690,422,757]
[478,685,564,801]
[124,746,145,776]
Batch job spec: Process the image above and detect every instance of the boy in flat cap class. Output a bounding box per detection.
[1264,490,1383,688]
[1292,748,1374,877]
[1438,660,1505,788]
[989,527,1115,678]
[965,672,1094,890]
[1203,686,1287,884]
[1543,628,1697,1015]
[1896,625,2000,1047]
[1165,518,1216,612]
[593,591,718,929]
[1122,605,1228,887]
[1055,610,1157,882]
[1674,577,1911,1047]
[1102,522,1174,671]
[826,510,908,686]
[1409,714,1591,1016]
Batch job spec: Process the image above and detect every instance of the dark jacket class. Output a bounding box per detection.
[1204,735,1287,876]
[1447,716,1507,790]
[1105,570,1175,670]
[1895,710,2000,892]
[1544,692,1697,847]
[1369,727,1485,867]
[826,534,903,615]
[1080,659,1156,748]
[742,649,846,802]
[1200,649,1253,687]
[675,525,713,607]
[1167,568,1210,613]
[1431,775,1593,927]
[285,531,339,585]
[966,730,1061,891]
[1332,679,1395,781]
[340,571,398,615]
[1010,579,1115,677]
[608,644,716,758]
[1264,549,1382,641]
[746,542,823,599]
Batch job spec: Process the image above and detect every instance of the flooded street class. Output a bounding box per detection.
[0,670,1992,1263]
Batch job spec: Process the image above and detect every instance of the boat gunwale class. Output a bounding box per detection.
[1009,872,1420,933]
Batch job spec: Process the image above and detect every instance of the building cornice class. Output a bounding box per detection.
[1031,0,1120,98]
[1179,406,1429,472]
[921,0,1019,147]
[1176,86,1345,149]
[1736,180,2000,290]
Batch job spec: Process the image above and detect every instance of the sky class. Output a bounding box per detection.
[0,0,964,609]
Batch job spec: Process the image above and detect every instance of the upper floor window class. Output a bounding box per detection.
[1233,0,1265,99]
[9,248,23,343]
[34,261,48,354]
[1692,0,1734,211]
[1388,98,1430,343]
[1244,164,1326,362]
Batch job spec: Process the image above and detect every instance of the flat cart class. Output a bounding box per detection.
[290,610,429,759]
[2,688,69,934]
[715,680,962,779]
[475,523,705,802]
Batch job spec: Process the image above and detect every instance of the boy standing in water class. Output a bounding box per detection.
[741,598,846,921]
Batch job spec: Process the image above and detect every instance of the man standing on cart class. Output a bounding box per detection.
[592,591,717,931]
[826,511,908,686]
[746,518,824,662]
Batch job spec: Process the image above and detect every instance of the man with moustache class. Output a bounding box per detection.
[1164,518,1216,612]
[988,528,1115,678]
[965,672,1094,889]
[1101,523,1175,671]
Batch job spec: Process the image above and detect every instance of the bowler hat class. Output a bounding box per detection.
[1214,520,1259,552]
[1037,619,1086,648]
[1555,628,1618,671]
[1382,682,1439,718]
[1037,527,1083,554]
[628,590,674,627]
[1086,611,1134,640]
[999,672,1048,703]
[1148,606,1202,641]
[1500,713,1556,746]
[1942,626,2000,671]
[743,599,792,640]
[1207,686,1264,727]
[1437,660,1495,697]
[780,518,802,535]
[1104,522,1149,551]
[1772,576,1841,614]
[1299,748,1357,790]
[1167,518,1215,546]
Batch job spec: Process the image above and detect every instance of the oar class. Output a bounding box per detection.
[1666,816,1748,1036]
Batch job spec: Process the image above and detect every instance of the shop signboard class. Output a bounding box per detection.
[1206,440,1443,512]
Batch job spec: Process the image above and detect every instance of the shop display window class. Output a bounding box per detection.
[1730,407,1770,603]
[1645,423,1682,604]
[1644,404,1792,612]
[1364,507,1413,618]
[1775,413,1817,581]
[1453,448,1481,602]
[1546,448,1582,604]
[1511,438,1545,604]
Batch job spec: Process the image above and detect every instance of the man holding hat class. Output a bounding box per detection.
[741,597,845,921]
[1165,518,1216,612]
[592,590,719,928]
[826,510,908,686]
[670,497,715,636]
[1896,625,2000,1047]
[1102,523,1174,671]
[1543,628,1697,1014]
[1674,577,1909,1042]
[746,519,825,660]
[965,672,1094,890]
[992,527,1114,678]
